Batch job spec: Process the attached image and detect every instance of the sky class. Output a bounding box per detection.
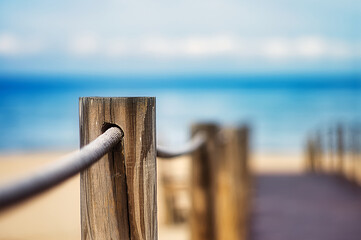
[0,0,360,75]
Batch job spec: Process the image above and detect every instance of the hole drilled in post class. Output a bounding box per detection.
[102,123,124,152]
[102,122,124,135]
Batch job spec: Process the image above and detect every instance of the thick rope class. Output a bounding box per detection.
[0,127,123,211]
[157,132,206,158]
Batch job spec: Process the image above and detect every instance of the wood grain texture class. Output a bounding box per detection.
[190,124,219,240]
[79,97,157,240]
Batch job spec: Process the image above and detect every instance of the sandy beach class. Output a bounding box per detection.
[0,151,305,240]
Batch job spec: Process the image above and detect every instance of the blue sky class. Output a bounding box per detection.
[0,0,360,75]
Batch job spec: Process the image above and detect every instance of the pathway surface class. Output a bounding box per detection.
[251,174,361,240]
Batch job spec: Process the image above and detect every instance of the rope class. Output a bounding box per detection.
[157,132,206,158]
[0,127,123,211]
[0,126,206,210]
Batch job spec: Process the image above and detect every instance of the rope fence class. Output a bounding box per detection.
[0,127,123,210]
[305,123,361,185]
[157,132,206,158]
[0,97,251,240]
[0,126,206,210]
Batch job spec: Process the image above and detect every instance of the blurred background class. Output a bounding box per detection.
[0,0,360,239]
[0,0,360,153]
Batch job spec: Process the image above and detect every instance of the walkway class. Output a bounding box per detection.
[251,174,361,240]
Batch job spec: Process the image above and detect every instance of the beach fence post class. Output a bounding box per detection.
[239,126,250,240]
[328,127,334,173]
[79,97,157,240]
[190,124,250,240]
[337,124,344,175]
[190,123,220,240]
[315,131,323,172]
[354,126,359,182]
[306,137,316,172]
[331,126,339,173]
[216,126,250,240]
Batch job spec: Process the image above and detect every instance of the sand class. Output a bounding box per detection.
[251,152,306,174]
[0,151,304,240]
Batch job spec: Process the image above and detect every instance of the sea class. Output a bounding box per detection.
[0,73,360,153]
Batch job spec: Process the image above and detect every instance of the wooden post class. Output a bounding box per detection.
[315,131,323,172]
[190,123,219,240]
[79,97,157,240]
[348,126,355,181]
[328,127,334,173]
[239,126,250,240]
[216,126,250,240]
[306,138,314,172]
[356,127,361,185]
[350,125,358,183]
[337,124,344,175]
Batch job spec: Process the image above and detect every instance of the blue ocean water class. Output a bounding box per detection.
[0,74,360,153]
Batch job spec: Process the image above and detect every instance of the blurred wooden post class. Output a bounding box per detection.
[160,175,177,224]
[216,126,250,240]
[190,123,219,240]
[349,126,354,181]
[316,131,323,172]
[337,124,344,175]
[239,126,250,232]
[328,127,334,173]
[351,125,358,183]
[306,138,316,172]
[357,127,361,185]
[79,97,157,240]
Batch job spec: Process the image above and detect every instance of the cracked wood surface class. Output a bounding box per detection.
[80,97,157,240]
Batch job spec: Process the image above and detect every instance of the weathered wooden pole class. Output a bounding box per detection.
[216,126,250,240]
[79,97,157,240]
[190,123,219,240]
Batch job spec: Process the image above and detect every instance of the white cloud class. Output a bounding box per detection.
[295,37,326,58]
[261,38,291,59]
[0,34,20,55]
[1,32,359,62]
[68,34,99,56]
[183,36,235,56]
[326,41,353,59]
[141,35,236,58]
[104,38,127,57]
[0,33,47,57]
[259,36,356,60]
[139,35,358,61]
[141,37,179,57]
